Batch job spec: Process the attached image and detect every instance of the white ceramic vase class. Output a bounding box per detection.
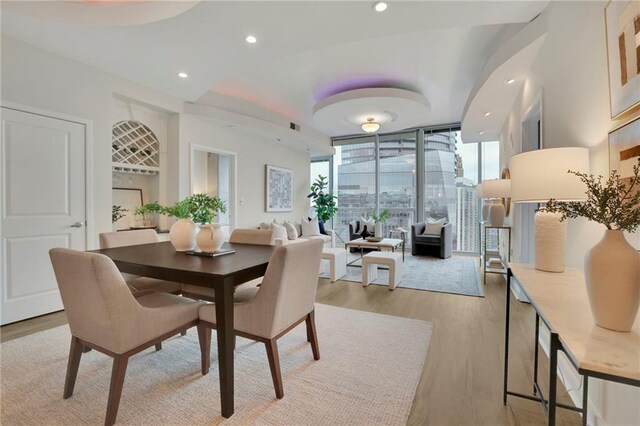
[196,224,224,253]
[585,230,640,332]
[375,222,383,238]
[534,211,567,273]
[169,218,196,252]
[481,201,490,223]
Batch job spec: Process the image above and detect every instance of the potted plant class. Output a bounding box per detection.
[112,205,127,231]
[163,199,197,252]
[308,175,338,227]
[187,194,227,253]
[134,201,163,228]
[371,208,391,238]
[545,158,640,332]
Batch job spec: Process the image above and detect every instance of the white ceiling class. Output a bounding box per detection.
[1,1,549,136]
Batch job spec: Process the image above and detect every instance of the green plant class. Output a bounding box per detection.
[545,158,640,232]
[371,208,392,224]
[112,205,127,223]
[162,199,192,219]
[185,193,227,224]
[307,175,338,221]
[134,201,164,220]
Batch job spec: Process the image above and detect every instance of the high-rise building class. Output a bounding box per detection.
[455,177,480,252]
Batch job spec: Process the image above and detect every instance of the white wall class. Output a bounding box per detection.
[499,2,639,425]
[179,114,311,228]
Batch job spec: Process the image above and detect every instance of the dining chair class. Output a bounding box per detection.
[49,248,206,426]
[99,230,182,296]
[181,228,275,302]
[198,239,323,399]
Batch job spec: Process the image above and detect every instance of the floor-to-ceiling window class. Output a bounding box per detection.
[331,125,496,253]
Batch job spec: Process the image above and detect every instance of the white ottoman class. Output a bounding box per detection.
[362,252,403,290]
[321,248,347,283]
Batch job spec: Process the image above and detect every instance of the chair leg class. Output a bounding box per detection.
[265,339,284,399]
[105,355,129,426]
[305,311,321,360]
[180,330,187,337]
[82,346,92,353]
[155,343,162,351]
[197,323,211,375]
[63,336,84,399]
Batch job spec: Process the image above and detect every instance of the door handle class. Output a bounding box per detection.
[70,222,84,228]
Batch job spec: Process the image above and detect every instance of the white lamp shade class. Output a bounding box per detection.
[482,179,511,199]
[509,147,589,203]
[476,183,484,197]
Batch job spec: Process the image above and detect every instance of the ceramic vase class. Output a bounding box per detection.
[169,218,196,252]
[375,222,383,238]
[585,230,640,332]
[534,210,568,273]
[196,223,224,253]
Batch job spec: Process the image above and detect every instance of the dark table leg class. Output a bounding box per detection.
[215,277,235,418]
[582,376,589,426]
[503,268,512,405]
[534,313,540,394]
[548,332,560,426]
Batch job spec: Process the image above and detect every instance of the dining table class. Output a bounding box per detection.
[92,240,276,418]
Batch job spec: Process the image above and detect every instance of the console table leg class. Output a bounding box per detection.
[534,313,540,394]
[582,376,589,426]
[503,268,512,405]
[548,332,560,426]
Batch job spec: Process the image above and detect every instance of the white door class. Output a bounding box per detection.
[1,107,86,325]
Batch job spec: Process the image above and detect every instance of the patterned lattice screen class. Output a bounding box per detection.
[111,120,160,174]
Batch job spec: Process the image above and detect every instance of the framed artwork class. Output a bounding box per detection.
[265,165,293,212]
[112,188,143,230]
[605,1,640,119]
[609,115,640,249]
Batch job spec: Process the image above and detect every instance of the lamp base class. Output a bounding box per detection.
[534,211,567,272]
[488,199,506,227]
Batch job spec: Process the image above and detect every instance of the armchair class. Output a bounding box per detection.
[411,222,452,259]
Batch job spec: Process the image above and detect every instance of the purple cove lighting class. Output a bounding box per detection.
[314,77,419,102]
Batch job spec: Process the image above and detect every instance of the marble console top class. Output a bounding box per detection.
[510,263,640,381]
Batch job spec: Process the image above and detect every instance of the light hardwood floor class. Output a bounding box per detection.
[1,258,581,426]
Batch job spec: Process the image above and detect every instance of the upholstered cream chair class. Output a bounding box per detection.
[99,230,181,296]
[198,239,323,398]
[181,228,275,302]
[49,248,205,426]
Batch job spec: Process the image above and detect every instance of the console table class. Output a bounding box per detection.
[504,264,640,426]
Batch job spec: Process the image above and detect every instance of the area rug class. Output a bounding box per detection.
[0,304,432,425]
[320,254,483,297]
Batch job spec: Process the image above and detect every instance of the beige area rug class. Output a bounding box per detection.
[1,304,432,425]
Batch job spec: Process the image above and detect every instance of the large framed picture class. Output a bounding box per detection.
[605,1,640,119]
[265,164,293,212]
[609,115,640,249]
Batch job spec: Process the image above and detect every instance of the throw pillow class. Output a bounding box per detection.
[283,221,299,240]
[258,222,272,230]
[423,217,446,236]
[271,222,288,240]
[309,217,327,235]
[360,216,375,234]
[349,220,358,235]
[301,217,321,237]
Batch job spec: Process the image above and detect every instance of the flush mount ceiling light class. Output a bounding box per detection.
[245,35,257,44]
[373,1,387,12]
[505,78,515,84]
[361,118,381,133]
[177,72,188,79]
[484,111,491,117]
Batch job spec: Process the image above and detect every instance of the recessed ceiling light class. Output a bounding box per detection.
[478,131,484,135]
[505,78,515,84]
[177,72,188,79]
[484,112,491,117]
[373,1,387,12]
[245,35,257,44]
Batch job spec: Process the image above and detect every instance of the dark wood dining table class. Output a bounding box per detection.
[92,241,276,418]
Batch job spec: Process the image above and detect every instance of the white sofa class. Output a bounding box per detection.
[258,221,335,248]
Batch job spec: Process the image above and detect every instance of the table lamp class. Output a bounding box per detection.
[481,179,511,226]
[509,147,589,272]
